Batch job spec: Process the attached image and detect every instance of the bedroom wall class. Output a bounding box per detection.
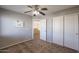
[0,8,32,49]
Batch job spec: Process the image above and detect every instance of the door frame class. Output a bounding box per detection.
[32,19,47,41]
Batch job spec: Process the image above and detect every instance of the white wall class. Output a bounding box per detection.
[0,8,32,49]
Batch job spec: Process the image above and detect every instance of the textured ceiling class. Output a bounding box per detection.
[0,5,77,16]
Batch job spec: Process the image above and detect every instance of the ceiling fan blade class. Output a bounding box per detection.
[24,10,32,13]
[39,11,45,15]
[41,8,48,10]
[27,6,32,8]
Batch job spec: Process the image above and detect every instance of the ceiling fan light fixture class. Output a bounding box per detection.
[32,10,39,15]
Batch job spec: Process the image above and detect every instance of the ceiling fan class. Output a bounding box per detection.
[24,5,48,16]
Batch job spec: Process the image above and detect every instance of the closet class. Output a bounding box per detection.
[53,16,64,46]
[52,14,79,51]
[64,14,79,51]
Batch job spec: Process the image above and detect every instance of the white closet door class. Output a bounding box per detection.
[53,16,63,46]
[40,19,46,41]
[64,14,79,51]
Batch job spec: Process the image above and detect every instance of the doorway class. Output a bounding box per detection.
[33,20,40,40]
[32,19,47,51]
[32,19,46,41]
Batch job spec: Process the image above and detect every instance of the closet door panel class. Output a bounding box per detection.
[64,15,74,49]
[64,14,78,51]
[53,16,63,46]
[73,15,78,51]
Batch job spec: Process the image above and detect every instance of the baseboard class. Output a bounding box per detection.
[0,39,32,50]
[51,42,78,52]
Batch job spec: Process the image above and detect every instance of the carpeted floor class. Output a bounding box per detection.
[0,40,78,53]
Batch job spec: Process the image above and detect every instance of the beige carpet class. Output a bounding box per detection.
[0,40,78,53]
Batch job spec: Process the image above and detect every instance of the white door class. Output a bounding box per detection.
[64,14,79,51]
[40,19,46,41]
[53,16,64,46]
